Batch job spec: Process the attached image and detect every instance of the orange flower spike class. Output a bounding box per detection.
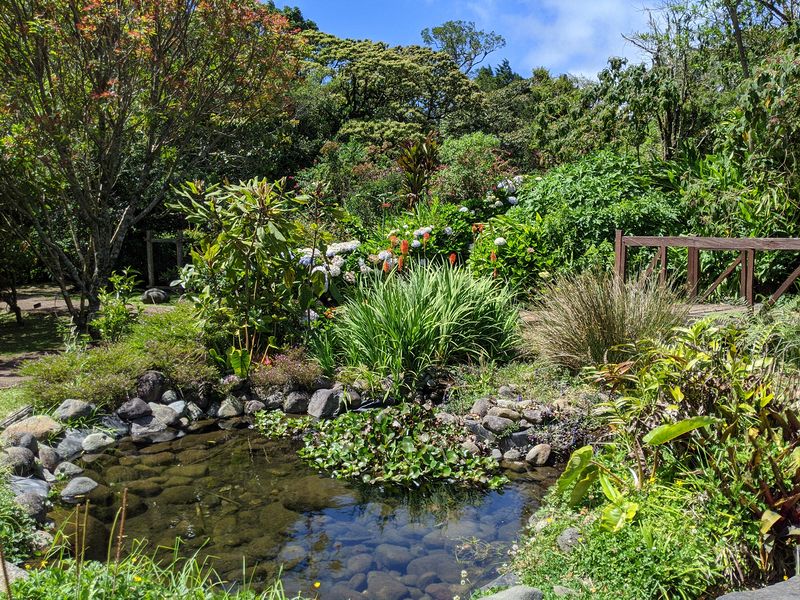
[389,235,399,247]
[398,255,405,271]
[449,253,457,267]
[423,232,430,243]
[400,239,409,255]
[492,268,498,278]
[490,250,497,262]
[383,260,391,273]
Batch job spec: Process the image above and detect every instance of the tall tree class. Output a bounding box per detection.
[421,20,505,76]
[0,0,303,326]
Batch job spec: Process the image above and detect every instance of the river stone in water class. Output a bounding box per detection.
[1,415,62,442]
[375,543,414,569]
[61,477,99,503]
[168,401,187,417]
[54,399,94,421]
[366,571,408,600]
[82,432,115,452]
[54,461,84,477]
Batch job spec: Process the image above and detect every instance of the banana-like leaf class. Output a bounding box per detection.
[556,445,594,494]
[569,465,598,507]
[598,471,622,503]
[643,416,716,446]
[600,501,639,532]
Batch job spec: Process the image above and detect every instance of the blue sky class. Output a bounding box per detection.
[281,0,653,79]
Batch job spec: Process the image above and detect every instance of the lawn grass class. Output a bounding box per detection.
[0,386,32,419]
[0,311,65,358]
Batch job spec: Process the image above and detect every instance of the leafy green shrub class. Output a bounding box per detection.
[22,305,216,411]
[299,403,506,488]
[249,348,323,390]
[13,540,305,599]
[470,151,682,291]
[173,178,326,354]
[92,269,142,343]
[515,485,738,599]
[433,132,512,204]
[530,271,686,370]
[546,319,800,594]
[0,477,36,563]
[318,265,519,394]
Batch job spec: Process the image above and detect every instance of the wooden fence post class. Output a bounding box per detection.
[614,230,626,281]
[687,247,700,299]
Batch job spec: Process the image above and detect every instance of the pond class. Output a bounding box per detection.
[57,426,560,600]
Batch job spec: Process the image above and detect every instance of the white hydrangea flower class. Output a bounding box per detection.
[493,200,504,208]
[377,250,392,261]
[300,309,319,324]
[494,237,507,246]
[443,227,453,236]
[458,206,469,213]
[411,240,422,249]
[507,196,518,205]
[326,240,360,257]
[343,271,356,284]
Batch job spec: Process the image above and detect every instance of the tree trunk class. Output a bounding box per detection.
[725,1,751,78]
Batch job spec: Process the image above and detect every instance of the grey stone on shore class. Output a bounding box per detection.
[308,389,339,418]
[717,577,800,599]
[479,585,543,600]
[117,398,152,421]
[61,476,99,503]
[54,399,94,421]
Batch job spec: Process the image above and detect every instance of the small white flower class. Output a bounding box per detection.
[458,206,469,213]
[443,227,453,236]
[494,237,507,246]
[507,196,518,205]
[493,200,503,208]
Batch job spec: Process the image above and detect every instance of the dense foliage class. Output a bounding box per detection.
[299,403,506,488]
[313,265,519,394]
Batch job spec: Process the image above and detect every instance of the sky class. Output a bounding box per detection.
[281,0,655,79]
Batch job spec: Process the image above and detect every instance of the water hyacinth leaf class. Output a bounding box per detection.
[401,436,415,454]
[556,445,594,494]
[643,416,716,446]
[600,501,639,532]
[760,509,782,534]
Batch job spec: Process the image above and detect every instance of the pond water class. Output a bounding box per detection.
[62,425,559,600]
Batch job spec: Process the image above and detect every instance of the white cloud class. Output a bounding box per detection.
[465,0,653,78]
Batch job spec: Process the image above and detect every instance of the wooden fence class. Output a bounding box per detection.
[614,230,800,306]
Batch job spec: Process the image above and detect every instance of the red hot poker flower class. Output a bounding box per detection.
[400,239,409,255]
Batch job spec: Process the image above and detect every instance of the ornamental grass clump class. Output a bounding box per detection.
[320,264,519,393]
[531,271,686,370]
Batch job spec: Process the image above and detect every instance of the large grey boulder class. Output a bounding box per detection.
[160,389,179,405]
[0,447,35,476]
[130,415,168,439]
[15,492,47,522]
[148,403,180,427]
[307,388,339,418]
[117,398,152,421]
[480,586,543,600]
[137,371,166,403]
[61,476,99,503]
[483,414,516,434]
[37,444,61,471]
[471,397,491,417]
[717,577,800,599]
[217,396,244,419]
[2,432,38,455]
[244,400,266,415]
[526,443,552,466]
[1,415,62,442]
[53,399,94,421]
[0,560,28,593]
[54,461,83,478]
[8,476,49,500]
[284,391,310,414]
[55,430,88,461]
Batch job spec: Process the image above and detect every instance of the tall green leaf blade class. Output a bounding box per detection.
[643,416,716,446]
[556,445,594,494]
